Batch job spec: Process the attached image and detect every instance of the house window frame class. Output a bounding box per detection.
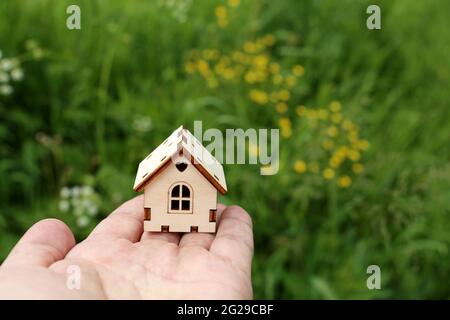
[168,182,193,214]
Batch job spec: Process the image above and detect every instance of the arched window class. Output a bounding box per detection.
[168,182,192,213]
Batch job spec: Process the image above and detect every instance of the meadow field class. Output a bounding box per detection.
[0,0,449,298]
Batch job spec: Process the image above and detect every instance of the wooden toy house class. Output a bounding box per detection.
[133,126,227,233]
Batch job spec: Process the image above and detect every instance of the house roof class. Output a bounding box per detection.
[133,126,227,194]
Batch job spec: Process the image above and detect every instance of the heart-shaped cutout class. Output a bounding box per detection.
[176,162,188,172]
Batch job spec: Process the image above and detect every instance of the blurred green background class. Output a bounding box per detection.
[0,0,449,299]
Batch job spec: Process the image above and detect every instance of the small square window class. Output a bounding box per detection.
[171,200,179,210]
[181,200,190,211]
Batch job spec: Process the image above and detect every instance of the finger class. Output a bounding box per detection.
[179,232,214,250]
[178,204,227,250]
[2,219,75,268]
[216,203,226,221]
[87,195,144,243]
[210,205,254,274]
[140,231,181,245]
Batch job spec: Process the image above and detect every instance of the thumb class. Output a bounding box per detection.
[2,219,76,268]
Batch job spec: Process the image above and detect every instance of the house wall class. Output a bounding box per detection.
[143,157,217,233]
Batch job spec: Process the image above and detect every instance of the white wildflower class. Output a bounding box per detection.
[59,200,70,212]
[10,58,19,68]
[81,198,92,209]
[72,186,81,197]
[11,68,23,81]
[60,186,71,198]
[32,48,44,60]
[0,72,8,83]
[0,84,12,95]
[73,203,84,217]
[76,216,90,228]
[59,184,99,226]
[132,116,153,133]
[1,59,13,71]
[87,205,98,216]
[82,185,93,196]
[25,39,38,50]
[159,0,191,23]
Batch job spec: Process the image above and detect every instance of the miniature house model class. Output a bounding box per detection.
[133,126,227,233]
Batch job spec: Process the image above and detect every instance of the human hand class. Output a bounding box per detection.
[0,196,253,299]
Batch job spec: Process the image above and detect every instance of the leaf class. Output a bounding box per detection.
[310,276,337,300]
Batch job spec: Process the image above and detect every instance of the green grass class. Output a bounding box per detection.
[0,0,449,299]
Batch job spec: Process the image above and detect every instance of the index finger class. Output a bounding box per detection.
[86,195,144,243]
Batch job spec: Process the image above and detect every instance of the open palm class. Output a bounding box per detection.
[0,196,253,299]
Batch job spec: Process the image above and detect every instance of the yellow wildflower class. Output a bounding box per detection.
[232,50,246,63]
[337,175,352,188]
[279,117,291,127]
[352,163,364,174]
[330,101,342,112]
[202,49,219,60]
[322,140,334,150]
[292,64,305,76]
[254,70,267,82]
[348,130,359,144]
[331,113,342,123]
[228,0,240,7]
[244,71,257,83]
[215,5,227,18]
[296,105,306,117]
[342,120,355,131]
[318,108,329,120]
[285,75,297,87]
[294,160,307,174]
[279,117,292,138]
[329,155,343,168]
[219,55,231,65]
[215,5,228,28]
[249,89,269,104]
[276,102,288,114]
[261,34,276,46]
[336,146,349,158]
[253,54,269,68]
[306,109,318,120]
[272,74,283,85]
[214,63,225,74]
[282,128,292,138]
[244,41,260,53]
[184,62,196,74]
[278,89,290,101]
[222,68,235,80]
[357,139,370,150]
[197,59,211,77]
[326,126,338,137]
[269,62,280,74]
[348,149,361,162]
[323,168,335,180]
